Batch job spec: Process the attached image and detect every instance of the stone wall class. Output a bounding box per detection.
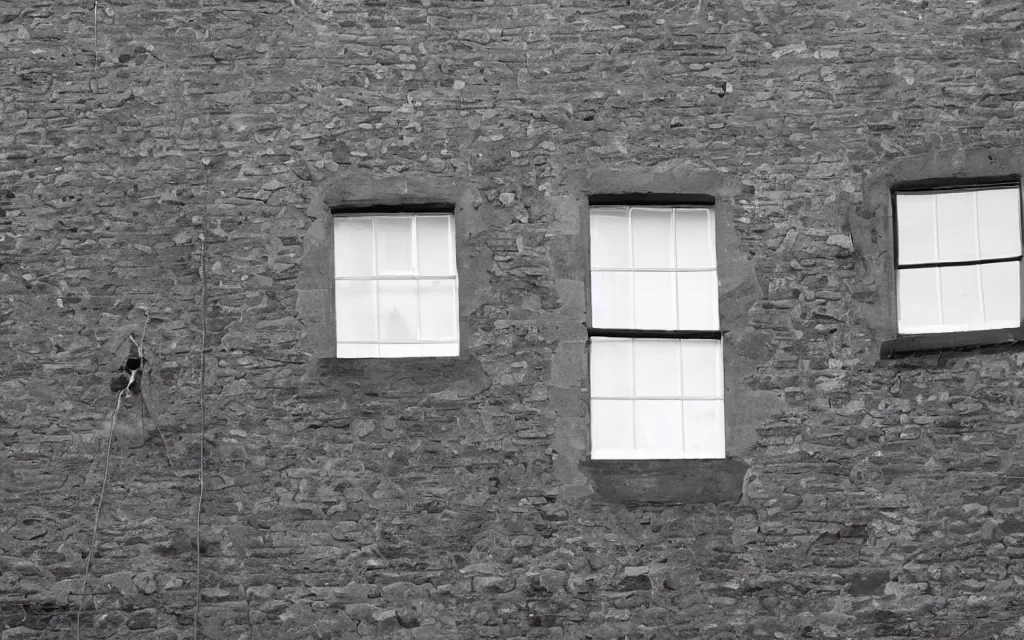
[3,0,1024,638]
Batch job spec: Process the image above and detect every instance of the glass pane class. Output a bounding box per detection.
[417,215,454,276]
[897,268,942,334]
[681,340,723,398]
[420,342,460,357]
[375,217,415,275]
[590,207,630,269]
[939,264,984,329]
[634,272,676,330]
[335,280,377,341]
[337,343,379,358]
[981,261,1021,328]
[334,217,375,277]
[591,338,633,398]
[895,193,937,266]
[380,343,422,358]
[935,191,979,262]
[633,339,681,398]
[592,271,632,328]
[676,271,719,330]
[419,279,458,341]
[977,188,1021,260]
[591,399,634,458]
[675,208,715,269]
[631,207,673,269]
[635,400,683,457]
[682,400,725,458]
[378,280,418,340]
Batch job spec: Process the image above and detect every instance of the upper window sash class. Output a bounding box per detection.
[588,205,720,334]
[334,214,456,279]
[894,186,1023,269]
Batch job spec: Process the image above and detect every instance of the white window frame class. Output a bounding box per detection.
[893,184,1023,336]
[333,208,459,358]
[588,202,725,460]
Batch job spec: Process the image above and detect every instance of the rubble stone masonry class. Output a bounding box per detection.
[3,1,1024,638]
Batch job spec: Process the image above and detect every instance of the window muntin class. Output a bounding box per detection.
[589,205,725,460]
[333,214,459,358]
[894,186,1022,335]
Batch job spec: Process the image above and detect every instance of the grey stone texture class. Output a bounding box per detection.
[3,0,1024,638]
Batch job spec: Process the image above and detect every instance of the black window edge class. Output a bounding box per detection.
[891,176,1021,194]
[880,327,1024,358]
[898,256,1022,270]
[331,202,455,215]
[588,193,716,207]
[588,328,723,340]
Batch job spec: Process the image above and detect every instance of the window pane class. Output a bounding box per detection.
[683,400,725,458]
[591,399,634,458]
[935,191,979,262]
[634,272,677,330]
[380,343,422,358]
[895,193,937,266]
[419,342,460,357]
[590,207,630,269]
[375,217,415,274]
[334,217,375,277]
[631,207,673,269]
[378,280,418,340]
[337,343,379,358]
[592,271,632,328]
[335,280,377,341]
[681,340,723,398]
[591,338,633,398]
[676,271,719,330]
[633,339,681,397]
[977,188,1022,260]
[939,264,984,329]
[418,279,458,341]
[635,400,684,457]
[675,208,715,269]
[981,261,1020,328]
[898,268,942,334]
[417,215,454,276]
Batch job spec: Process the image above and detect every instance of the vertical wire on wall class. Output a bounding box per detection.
[75,388,118,640]
[93,1,99,70]
[76,320,148,640]
[194,164,210,640]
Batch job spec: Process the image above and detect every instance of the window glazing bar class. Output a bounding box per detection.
[337,339,459,344]
[588,328,722,340]
[335,275,458,281]
[592,395,724,401]
[591,266,718,273]
[898,255,1022,270]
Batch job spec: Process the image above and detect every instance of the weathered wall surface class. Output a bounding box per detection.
[3,0,1024,638]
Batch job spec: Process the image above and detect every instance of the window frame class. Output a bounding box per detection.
[881,176,1024,357]
[585,194,726,460]
[330,202,461,359]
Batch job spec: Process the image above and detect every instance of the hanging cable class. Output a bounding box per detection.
[76,319,148,640]
[194,164,210,640]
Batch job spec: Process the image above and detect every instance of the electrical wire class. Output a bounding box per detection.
[75,321,146,640]
[194,165,210,640]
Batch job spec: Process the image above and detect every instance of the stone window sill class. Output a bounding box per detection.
[317,354,470,374]
[314,355,491,399]
[880,327,1024,358]
[580,458,748,505]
